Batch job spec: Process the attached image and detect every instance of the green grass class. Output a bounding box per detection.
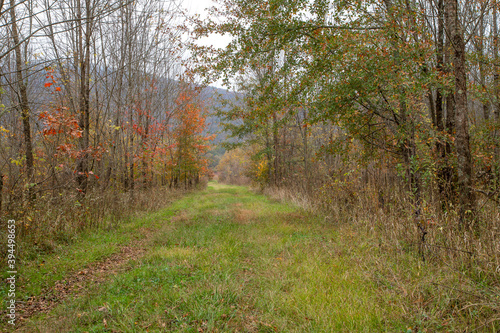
[0,197,183,312]
[8,182,410,332]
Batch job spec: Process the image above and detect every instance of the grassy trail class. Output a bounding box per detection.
[11,182,407,332]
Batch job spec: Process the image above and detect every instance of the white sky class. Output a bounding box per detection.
[184,0,213,19]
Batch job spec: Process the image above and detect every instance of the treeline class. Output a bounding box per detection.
[195,0,500,229]
[0,0,212,241]
[194,1,499,329]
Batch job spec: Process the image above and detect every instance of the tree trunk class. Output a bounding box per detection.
[302,109,310,194]
[435,0,450,200]
[478,9,490,120]
[0,174,3,212]
[76,0,92,195]
[446,0,475,224]
[494,1,499,121]
[9,0,34,201]
[440,0,457,201]
[493,1,500,186]
[435,0,444,132]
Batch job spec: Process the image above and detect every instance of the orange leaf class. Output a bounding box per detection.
[55,87,61,91]
[44,82,53,87]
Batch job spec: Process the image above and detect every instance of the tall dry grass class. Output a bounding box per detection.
[0,184,196,264]
[263,175,500,331]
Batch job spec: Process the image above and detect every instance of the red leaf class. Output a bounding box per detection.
[44,82,53,87]
[55,87,61,91]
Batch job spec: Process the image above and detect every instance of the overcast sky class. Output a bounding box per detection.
[184,0,213,17]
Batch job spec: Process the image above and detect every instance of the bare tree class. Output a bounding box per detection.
[8,0,34,200]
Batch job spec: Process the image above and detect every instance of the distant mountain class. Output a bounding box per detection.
[199,85,241,145]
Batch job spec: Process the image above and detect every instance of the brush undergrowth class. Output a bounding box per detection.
[0,185,191,265]
[11,182,410,332]
[264,181,500,332]
[2,179,498,332]
[0,184,196,315]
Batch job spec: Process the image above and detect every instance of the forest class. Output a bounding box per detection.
[202,0,500,330]
[0,0,499,331]
[0,0,215,237]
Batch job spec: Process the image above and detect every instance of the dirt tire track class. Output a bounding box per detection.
[5,227,157,332]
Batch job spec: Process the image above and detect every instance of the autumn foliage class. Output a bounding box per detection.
[0,0,213,254]
[168,86,214,188]
[192,1,500,330]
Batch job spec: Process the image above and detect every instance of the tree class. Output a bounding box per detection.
[8,0,34,199]
[191,0,484,222]
[170,84,213,188]
[446,0,475,222]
